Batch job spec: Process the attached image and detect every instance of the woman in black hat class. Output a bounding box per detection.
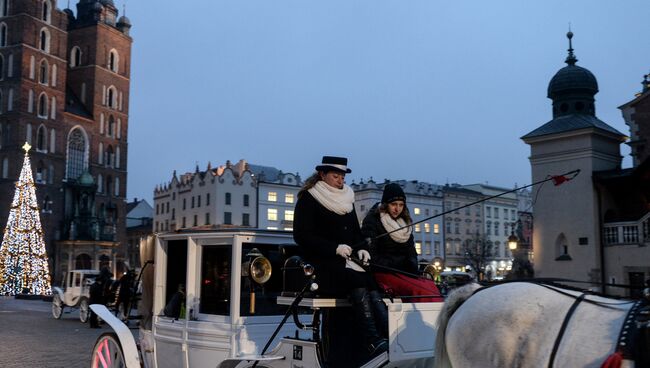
[361,183,442,303]
[293,156,388,366]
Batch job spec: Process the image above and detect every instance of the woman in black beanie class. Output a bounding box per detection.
[362,183,442,302]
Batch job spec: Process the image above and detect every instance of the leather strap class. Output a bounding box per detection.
[548,293,586,368]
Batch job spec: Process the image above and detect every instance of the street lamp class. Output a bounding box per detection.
[508,226,519,251]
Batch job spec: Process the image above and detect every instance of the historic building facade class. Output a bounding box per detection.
[440,184,484,271]
[153,159,301,232]
[0,0,132,282]
[522,32,650,296]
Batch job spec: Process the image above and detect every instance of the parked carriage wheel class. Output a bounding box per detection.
[79,297,90,323]
[52,294,63,319]
[91,332,126,368]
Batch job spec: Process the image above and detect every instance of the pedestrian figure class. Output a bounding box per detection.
[89,267,112,328]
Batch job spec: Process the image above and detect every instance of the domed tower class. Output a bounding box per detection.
[521,32,627,284]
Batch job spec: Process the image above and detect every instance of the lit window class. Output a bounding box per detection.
[424,223,430,233]
[414,224,421,233]
[283,227,293,231]
[285,193,294,203]
[415,242,422,255]
[267,208,278,221]
[268,192,277,202]
[284,210,294,221]
[267,226,278,230]
[434,224,440,234]
[414,207,421,215]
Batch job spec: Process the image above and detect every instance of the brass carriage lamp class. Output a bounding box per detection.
[242,248,272,315]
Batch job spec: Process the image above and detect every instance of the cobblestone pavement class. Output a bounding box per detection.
[0,296,134,368]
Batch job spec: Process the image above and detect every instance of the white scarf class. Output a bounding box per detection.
[380,212,412,243]
[308,181,354,215]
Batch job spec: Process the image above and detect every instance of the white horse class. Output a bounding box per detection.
[434,282,641,368]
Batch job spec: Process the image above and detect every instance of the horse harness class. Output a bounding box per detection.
[468,282,649,368]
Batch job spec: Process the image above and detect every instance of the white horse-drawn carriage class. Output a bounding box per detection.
[90,229,444,368]
[52,269,101,323]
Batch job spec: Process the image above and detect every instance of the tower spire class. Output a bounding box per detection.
[565,30,578,66]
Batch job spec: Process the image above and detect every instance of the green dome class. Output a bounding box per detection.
[78,171,95,186]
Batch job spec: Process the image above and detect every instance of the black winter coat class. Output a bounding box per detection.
[293,191,366,295]
[361,203,419,275]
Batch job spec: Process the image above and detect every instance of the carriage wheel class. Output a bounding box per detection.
[79,297,90,323]
[52,294,63,319]
[91,332,126,368]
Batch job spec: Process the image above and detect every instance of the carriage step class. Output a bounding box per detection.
[359,352,388,368]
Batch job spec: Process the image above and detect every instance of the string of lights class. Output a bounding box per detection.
[0,143,52,295]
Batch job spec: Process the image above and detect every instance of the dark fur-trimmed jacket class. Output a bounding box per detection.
[293,191,366,295]
[361,203,418,275]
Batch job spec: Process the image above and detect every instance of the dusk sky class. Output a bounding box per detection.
[112,1,649,202]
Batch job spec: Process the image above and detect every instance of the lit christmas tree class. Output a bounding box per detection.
[0,142,52,295]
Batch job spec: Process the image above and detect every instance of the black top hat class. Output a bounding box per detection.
[382,183,406,204]
[315,156,352,173]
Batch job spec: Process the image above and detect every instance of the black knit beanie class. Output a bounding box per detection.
[382,183,406,204]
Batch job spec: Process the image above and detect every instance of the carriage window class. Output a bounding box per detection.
[165,240,187,309]
[74,273,82,287]
[239,243,298,317]
[200,245,231,315]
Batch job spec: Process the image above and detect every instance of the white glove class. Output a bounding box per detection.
[336,244,352,258]
[357,249,371,264]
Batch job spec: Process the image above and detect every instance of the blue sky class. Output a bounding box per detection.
[111,1,648,202]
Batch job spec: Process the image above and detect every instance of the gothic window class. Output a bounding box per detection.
[7,88,13,111]
[36,160,45,183]
[66,128,87,180]
[39,28,50,53]
[0,0,7,17]
[7,53,12,77]
[70,46,81,67]
[51,64,57,86]
[106,175,112,197]
[50,96,56,118]
[115,146,120,169]
[97,174,103,193]
[39,59,48,84]
[42,1,51,22]
[108,49,118,72]
[37,93,48,117]
[115,177,120,197]
[98,142,103,164]
[108,115,115,137]
[0,23,7,47]
[36,125,46,151]
[106,145,114,167]
[107,87,117,108]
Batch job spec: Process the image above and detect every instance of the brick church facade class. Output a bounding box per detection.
[0,0,132,283]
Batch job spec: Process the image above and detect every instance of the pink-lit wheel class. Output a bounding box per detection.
[91,333,125,368]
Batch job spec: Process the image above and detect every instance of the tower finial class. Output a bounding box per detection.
[565,29,577,66]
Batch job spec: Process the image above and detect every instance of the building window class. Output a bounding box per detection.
[197,195,201,208]
[487,222,492,235]
[424,223,431,233]
[66,128,87,179]
[454,223,460,234]
[242,213,250,226]
[285,193,294,203]
[0,1,7,17]
[224,212,232,225]
[414,224,421,233]
[495,222,500,236]
[414,207,421,215]
[166,202,169,213]
[284,210,294,221]
[181,217,186,228]
[415,242,422,255]
[225,192,231,205]
[486,206,491,218]
[205,213,210,225]
[434,223,440,234]
[108,49,119,73]
[108,115,115,137]
[494,208,499,219]
[425,241,431,255]
[206,193,210,206]
[193,215,197,227]
[243,194,249,207]
[36,126,47,151]
[39,59,48,84]
[39,28,50,53]
[191,196,195,208]
[268,192,277,202]
[41,0,51,23]
[434,241,440,255]
[171,208,175,220]
[37,93,48,118]
[70,46,81,67]
[267,208,277,221]
[267,227,278,230]
[0,23,6,47]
